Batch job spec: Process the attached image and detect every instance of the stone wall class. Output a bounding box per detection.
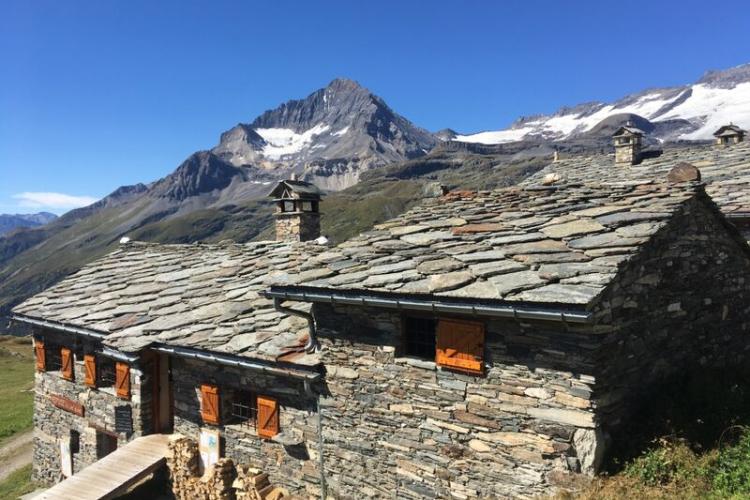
[32,328,148,485]
[274,212,321,242]
[591,194,750,431]
[313,303,600,499]
[170,357,323,498]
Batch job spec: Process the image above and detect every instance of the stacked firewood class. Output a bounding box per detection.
[233,465,290,500]
[166,436,236,500]
[166,436,292,500]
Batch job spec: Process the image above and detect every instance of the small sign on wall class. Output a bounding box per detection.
[199,428,221,475]
[60,439,72,477]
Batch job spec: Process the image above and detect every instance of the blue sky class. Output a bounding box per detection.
[1,0,749,214]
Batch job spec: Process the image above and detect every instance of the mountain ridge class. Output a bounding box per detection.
[0,212,57,236]
[453,63,750,144]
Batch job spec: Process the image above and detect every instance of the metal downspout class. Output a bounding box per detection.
[304,379,327,499]
[273,297,319,352]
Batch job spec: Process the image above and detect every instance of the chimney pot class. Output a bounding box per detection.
[268,179,322,242]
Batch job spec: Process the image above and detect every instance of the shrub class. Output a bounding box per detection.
[711,427,750,496]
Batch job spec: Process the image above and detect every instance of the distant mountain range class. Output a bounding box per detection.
[0,212,57,236]
[453,63,750,144]
[2,62,749,321]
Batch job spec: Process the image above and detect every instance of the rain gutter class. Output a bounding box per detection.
[265,287,593,324]
[11,314,107,340]
[151,344,321,381]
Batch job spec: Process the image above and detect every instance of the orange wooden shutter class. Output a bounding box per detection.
[436,319,484,374]
[35,340,46,372]
[115,362,131,399]
[61,347,74,380]
[257,396,279,438]
[200,384,220,425]
[84,355,96,387]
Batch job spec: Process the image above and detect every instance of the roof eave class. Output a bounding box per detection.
[264,286,594,324]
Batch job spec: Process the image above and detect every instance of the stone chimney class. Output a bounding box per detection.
[713,123,746,147]
[268,179,322,242]
[612,121,644,165]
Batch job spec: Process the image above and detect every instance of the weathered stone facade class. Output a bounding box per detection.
[313,303,596,499]
[170,357,324,497]
[590,194,750,430]
[291,189,750,498]
[31,328,149,485]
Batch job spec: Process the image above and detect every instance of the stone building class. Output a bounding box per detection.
[266,178,750,497]
[12,157,750,498]
[13,180,330,489]
[714,123,746,146]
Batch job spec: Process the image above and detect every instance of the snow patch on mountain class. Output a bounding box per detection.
[663,82,750,140]
[255,123,331,159]
[457,64,750,144]
[455,127,534,144]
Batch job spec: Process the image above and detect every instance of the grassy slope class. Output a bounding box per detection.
[0,336,34,443]
[0,464,36,499]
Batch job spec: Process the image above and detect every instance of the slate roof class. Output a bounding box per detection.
[714,124,746,137]
[278,182,704,307]
[524,142,750,215]
[13,240,328,365]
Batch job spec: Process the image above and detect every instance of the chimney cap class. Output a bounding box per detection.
[612,124,645,138]
[713,124,746,137]
[267,179,323,200]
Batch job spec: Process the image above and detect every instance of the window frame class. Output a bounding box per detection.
[230,390,257,429]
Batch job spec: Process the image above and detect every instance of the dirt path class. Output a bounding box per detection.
[0,429,33,482]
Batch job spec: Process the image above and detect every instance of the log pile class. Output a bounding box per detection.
[166,436,235,500]
[233,464,290,500]
[166,435,293,500]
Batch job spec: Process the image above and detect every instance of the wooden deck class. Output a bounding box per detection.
[37,434,172,500]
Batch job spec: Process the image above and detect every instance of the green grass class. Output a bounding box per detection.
[0,336,34,445]
[0,464,36,499]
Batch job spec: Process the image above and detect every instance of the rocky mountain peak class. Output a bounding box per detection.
[211,78,436,190]
[150,151,245,201]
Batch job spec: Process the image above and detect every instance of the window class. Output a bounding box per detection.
[300,201,316,212]
[435,319,485,375]
[403,316,437,360]
[70,430,80,454]
[46,347,63,372]
[281,200,295,212]
[98,357,116,387]
[230,390,257,429]
[403,316,485,375]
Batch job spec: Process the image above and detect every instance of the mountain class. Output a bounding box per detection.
[0,212,57,236]
[453,63,750,144]
[2,64,750,323]
[212,78,437,190]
